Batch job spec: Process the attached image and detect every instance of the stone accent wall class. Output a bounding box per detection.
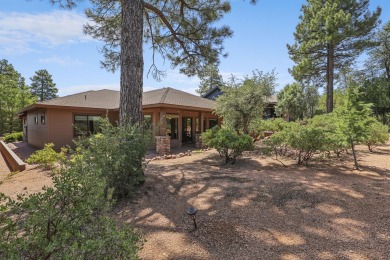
[155,136,170,155]
[195,134,202,148]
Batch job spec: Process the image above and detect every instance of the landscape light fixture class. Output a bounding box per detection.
[186,206,198,229]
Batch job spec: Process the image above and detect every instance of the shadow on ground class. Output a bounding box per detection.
[114,143,390,260]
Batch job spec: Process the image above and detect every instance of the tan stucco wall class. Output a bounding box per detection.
[27,109,48,148]
[25,106,218,150]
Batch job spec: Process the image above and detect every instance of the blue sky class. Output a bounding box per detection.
[1,0,390,97]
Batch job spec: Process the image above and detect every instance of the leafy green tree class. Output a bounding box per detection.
[275,83,306,120]
[30,69,58,101]
[46,0,252,126]
[363,21,390,124]
[215,70,276,134]
[0,60,36,135]
[288,0,381,113]
[317,88,348,114]
[360,77,390,123]
[196,63,224,96]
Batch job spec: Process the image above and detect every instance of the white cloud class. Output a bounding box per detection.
[0,10,91,54]
[38,56,83,66]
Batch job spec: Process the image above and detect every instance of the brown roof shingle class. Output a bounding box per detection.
[19,87,215,113]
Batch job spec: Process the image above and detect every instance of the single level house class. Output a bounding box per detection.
[18,87,220,154]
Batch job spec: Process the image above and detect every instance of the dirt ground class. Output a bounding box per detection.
[0,141,389,259]
[116,142,390,260]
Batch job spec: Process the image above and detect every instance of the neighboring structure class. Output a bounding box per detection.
[18,87,220,153]
[202,86,278,118]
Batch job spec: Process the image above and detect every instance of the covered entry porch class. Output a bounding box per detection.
[144,107,220,154]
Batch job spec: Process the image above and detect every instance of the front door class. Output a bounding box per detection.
[182,117,192,143]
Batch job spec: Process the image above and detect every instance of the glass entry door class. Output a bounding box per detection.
[182,117,193,143]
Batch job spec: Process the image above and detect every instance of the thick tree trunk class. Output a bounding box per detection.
[326,45,334,113]
[120,0,144,126]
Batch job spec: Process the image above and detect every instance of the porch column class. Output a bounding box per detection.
[159,108,166,136]
[205,115,210,130]
[192,115,196,142]
[200,112,204,133]
[178,110,183,147]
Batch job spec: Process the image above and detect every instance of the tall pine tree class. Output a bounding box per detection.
[0,60,36,135]
[196,64,224,96]
[30,69,58,101]
[288,0,381,113]
[46,0,249,126]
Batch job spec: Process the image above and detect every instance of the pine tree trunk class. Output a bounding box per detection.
[120,0,144,126]
[326,44,334,113]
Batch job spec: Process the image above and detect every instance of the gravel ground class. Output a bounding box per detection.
[114,142,390,260]
[1,141,389,259]
[0,142,51,199]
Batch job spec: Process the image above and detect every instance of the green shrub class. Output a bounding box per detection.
[309,114,349,157]
[202,126,253,164]
[26,143,65,170]
[3,132,23,143]
[76,118,149,199]
[364,121,389,152]
[287,123,326,165]
[0,145,140,259]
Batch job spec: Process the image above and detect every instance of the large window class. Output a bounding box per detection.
[166,115,178,139]
[74,115,101,136]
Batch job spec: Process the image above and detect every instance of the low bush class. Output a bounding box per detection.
[26,143,65,170]
[0,119,146,259]
[0,146,140,259]
[202,126,253,164]
[78,119,149,199]
[364,121,389,152]
[3,132,23,143]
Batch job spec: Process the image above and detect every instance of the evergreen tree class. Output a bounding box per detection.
[335,80,375,169]
[288,0,381,113]
[47,0,251,126]
[30,69,58,101]
[196,64,224,96]
[363,21,390,123]
[0,60,36,135]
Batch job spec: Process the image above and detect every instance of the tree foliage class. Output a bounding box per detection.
[334,81,376,169]
[0,59,36,135]
[364,121,389,152]
[1,120,147,258]
[201,126,253,164]
[363,21,390,124]
[215,70,276,134]
[30,69,58,101]
[288,0,381,113]
[196,63,224,96]
[275,83,319,120]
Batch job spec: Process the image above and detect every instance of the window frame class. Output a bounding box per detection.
[166,114,179,139]
[73,115,101,137]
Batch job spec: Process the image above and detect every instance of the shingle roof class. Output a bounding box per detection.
[20,87,216,112]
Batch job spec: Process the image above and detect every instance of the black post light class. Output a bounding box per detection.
[186,206,198,229]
